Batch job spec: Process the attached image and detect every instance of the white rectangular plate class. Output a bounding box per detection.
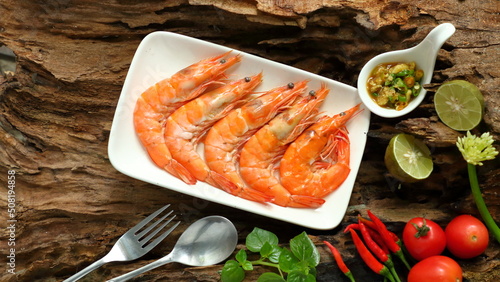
[108,31,370,230]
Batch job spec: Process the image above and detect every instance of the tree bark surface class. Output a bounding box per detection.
[0,0,498,281]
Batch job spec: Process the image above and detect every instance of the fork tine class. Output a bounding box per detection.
[128,204,171,234]
[142,220,181,252]
[136,210,174,239]
[137,212,175,242]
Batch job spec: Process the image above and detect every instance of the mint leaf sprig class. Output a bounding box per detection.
[221,227,320,282]
[456,131,500,243]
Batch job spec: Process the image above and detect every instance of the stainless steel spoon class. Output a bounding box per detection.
[107,215,238,281]
[357,23,456,118]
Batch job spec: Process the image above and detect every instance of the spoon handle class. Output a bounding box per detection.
[107,254,173,282]
[419,23,456,50]
[64,257,107,282]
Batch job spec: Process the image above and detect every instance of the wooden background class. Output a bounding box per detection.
[0,0,498,281]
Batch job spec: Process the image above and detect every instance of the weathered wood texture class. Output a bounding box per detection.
[0,0,498,281]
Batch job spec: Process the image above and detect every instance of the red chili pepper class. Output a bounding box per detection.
[358,215,378,230]
[345,222,391,255]
[391,231,400,243]
[323,241,355,282]
[348,229,395,282]
[358,215,399,243]
[343,223,360,233]
[344,223,387,253]
[359,221,401,282]
[358,221,390,263]
[367,210,411,270]
[366,226,390,255]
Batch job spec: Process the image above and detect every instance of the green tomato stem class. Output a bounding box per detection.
[468,164,500,243]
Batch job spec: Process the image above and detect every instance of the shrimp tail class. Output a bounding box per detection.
[210,170,273,203]
[207,171,239,194]
[237,190,274,203]
[164,160,198,185]
[288,195,326,208]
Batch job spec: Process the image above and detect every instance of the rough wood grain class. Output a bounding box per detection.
[0,0,499,281]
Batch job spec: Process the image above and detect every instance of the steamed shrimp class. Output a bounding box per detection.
[134,52,241,184]
[164,73,263,192]
[204,80,309,203]
[280,104,361,198]
[239,84,329,208]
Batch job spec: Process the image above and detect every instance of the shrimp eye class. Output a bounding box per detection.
[340,111,346,116]
[287,82,295,89]
[244,77,251,82]
[220,59,227,64]
[309,90,316,96]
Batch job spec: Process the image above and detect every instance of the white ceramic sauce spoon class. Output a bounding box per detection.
[108,215,238,282]
[357,23,456,118]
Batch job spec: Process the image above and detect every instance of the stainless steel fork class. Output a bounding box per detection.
[64,204,180,282]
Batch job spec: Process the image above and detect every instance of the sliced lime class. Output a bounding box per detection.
[434,80,483,131]
[385,133,433,183]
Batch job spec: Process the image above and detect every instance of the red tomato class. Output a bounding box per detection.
[408,255,462,282]
[445,214,489,259]
[403,217,446,261]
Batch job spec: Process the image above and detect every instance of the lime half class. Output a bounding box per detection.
[434,80,484,131]
[385,134,433,183]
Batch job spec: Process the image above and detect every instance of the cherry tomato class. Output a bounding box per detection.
[408,255,462,282]
[403,217,446,261]
[445,214,489,259]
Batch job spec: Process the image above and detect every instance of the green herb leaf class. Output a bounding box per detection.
[279,248,300,273]
[308,267,317,278]
[286,270,316,282]
[242,260,254,271]
[268,245,283,263]
[246,227,279,252]
[234,249,253,271]
[260,241,273,258]
[257,272,286,282]
[221,260,245,282]
[289,232,320,268]
[235,249,247,263]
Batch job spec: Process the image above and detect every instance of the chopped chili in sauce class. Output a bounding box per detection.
[367,62,424,111]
